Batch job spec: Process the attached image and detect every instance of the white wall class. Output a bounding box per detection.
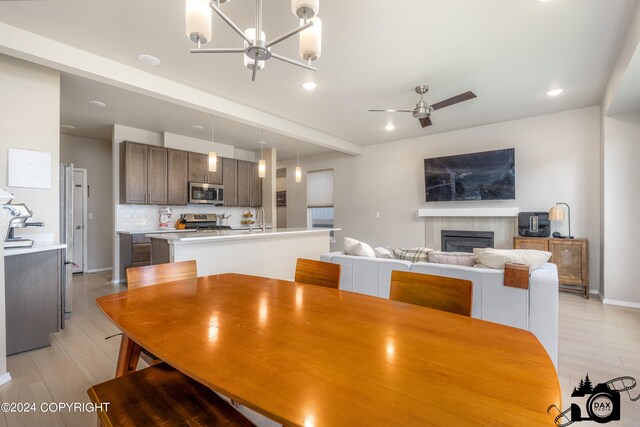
[603,114,640,305]
[0,54,60,242]
[0,54,60,384]
[60,135,113,271]
[280,106,602,291]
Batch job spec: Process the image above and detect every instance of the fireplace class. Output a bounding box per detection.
[441,230,494,253]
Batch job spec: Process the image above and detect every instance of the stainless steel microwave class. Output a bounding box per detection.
[188,182,224,205]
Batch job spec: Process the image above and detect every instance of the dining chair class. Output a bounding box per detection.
[124,260,198,367]
[295,258,341,289]
[389,270,472,317]
[126,260,197,290]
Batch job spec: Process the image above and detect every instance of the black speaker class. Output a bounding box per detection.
[518,212,550,237]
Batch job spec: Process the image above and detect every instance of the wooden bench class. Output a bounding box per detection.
[87,363,254,427]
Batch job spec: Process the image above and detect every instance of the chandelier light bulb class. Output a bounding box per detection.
[185,0,212,44]
[244,28,267,70]
[300,16,322,61]
[295,166,302,183]
[292,0,319,19]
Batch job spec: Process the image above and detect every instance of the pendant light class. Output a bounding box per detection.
[208,116,217,172]
[295,140,302,183]
[258,132,266,178]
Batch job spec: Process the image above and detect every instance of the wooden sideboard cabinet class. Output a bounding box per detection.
[513,237,589,298]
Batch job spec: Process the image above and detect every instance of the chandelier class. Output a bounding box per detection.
[185,0,322,81]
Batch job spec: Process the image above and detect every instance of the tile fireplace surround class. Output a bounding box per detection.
[417,208,518,250]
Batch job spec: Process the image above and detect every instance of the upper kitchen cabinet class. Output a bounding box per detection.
[120,141,167,205]
[188,152,223,185]
[223,157,238,207]
[167,148,189,205]
[237,160,262,207]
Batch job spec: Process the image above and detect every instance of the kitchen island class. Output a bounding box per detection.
[148,228,335,280]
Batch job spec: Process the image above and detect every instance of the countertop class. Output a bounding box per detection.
[147,227,337,244]
[3,242,67,257]
[117,228,192,235]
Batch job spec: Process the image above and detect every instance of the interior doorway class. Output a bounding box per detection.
[72,168,88,273]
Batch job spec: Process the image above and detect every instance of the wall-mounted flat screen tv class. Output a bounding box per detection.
[424,148,515,202]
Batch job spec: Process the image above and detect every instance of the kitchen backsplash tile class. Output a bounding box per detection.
[116,204,258,230]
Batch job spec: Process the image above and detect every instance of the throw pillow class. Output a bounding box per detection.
[374,247,395,259]
[473,248,552,270]
[392,247,434,263]
[427,251,476,266]
[344,237,376,258]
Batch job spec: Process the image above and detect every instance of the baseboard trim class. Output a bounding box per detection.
[0,372,12,386]
[86,267,113,273]
[602,298,640,309]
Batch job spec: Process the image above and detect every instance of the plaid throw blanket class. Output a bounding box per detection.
[392,247,432,262]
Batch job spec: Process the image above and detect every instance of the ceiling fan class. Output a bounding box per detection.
[369,85,477,128]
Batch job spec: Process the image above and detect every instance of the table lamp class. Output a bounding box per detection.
[549,202,573,239]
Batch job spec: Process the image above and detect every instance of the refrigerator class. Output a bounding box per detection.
[59,163,74,320]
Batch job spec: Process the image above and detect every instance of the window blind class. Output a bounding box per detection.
[307,169,333,208]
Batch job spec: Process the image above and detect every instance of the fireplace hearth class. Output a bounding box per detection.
[441,230,494,253]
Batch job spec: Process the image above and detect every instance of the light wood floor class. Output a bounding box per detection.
[0,271,638,426]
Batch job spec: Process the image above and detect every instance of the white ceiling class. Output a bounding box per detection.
[0,0,638,158]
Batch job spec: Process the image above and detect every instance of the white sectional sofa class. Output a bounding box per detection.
[320,251,559,368]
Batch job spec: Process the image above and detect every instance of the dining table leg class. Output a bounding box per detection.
[115,334,142,377]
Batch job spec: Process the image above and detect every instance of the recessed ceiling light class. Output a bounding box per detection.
[546,88,564,97]
[385,123,395,131]
[61,124,76,129]
[88,100,106,108]
[138,54,160,66]
[302,81,318,91]
[192,125,204,130]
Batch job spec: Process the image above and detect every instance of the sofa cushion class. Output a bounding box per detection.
[427,251,476,266]
[473,248,552,270]
[344,237,376,258]
[373,247,395,259]
[392,247,433,262]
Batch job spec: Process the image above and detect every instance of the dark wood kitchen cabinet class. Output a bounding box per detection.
[188,152,223,185]
[167,148,189,205]
[147,145,168,204]
[237,160,262,207]
[119,233,152,283]
[120,141,167,205]
[249,161,262,207]
[223,157,238,207]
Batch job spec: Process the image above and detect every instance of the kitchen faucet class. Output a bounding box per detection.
[256,207,266,233]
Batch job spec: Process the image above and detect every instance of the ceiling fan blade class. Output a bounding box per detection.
[368,109,414,113]
[419,117,433,128]
[431,91,477,111]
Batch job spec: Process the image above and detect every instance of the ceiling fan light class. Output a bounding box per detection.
[185,0,212,44]
[292,0,319,19]
[300,17,322,61]
[244,28,267,70]
[208,151,218,172]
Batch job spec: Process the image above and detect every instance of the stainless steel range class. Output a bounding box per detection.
[179,213,232,231]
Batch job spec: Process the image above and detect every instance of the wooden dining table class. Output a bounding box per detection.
[96,273,560,426]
